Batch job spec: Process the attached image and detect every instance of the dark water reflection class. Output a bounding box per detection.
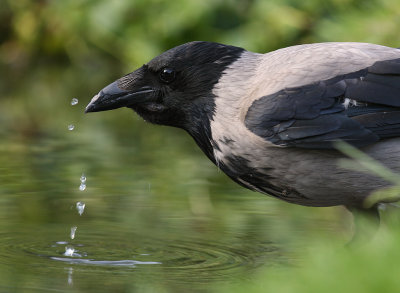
[0,128,344,292]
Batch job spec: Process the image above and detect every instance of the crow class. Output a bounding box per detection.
[86,41,400,229]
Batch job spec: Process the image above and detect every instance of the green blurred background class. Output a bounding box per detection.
[2,0,400,138]
[1,1,400,292]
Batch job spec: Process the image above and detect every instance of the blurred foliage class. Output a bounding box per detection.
[1,0,400,139]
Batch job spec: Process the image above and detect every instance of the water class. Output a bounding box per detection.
[0,134,343,293]
[71,98,79,106]
[67,267,73,286]
[70,226,77,239]
[67,99,78,131]
[78,173,87,191]
[76,201,85,215]
[64,245,80,257]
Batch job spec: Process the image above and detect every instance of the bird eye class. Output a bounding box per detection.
[159,67,176,83]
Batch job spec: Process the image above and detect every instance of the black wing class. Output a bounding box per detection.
[245,58,400,149]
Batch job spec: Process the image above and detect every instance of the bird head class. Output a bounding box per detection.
[85,41,244,130]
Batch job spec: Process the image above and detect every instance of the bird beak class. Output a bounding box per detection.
[85,72,154,113]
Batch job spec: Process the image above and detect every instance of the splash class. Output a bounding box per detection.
[64,245,75,257]
[64,245,81,257]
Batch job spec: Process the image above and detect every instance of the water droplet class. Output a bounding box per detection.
[68,124,75,131]
[80,174,86,183]
[56,241,69,245]
[76,201,85,216]
[79,183,86,191]
[64,246,75,257]
[70,226,77,240]
[71,98,78,106]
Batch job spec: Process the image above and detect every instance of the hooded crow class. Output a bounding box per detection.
[86,41,400,220]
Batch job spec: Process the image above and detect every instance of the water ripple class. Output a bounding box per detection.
[0,231,281,282]
[51,257,161,267]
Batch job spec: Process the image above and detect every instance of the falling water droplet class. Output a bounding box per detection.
[64,246,75,257]
[70,226,77,240]
[79,173,86,191]
[76,202,85,216]
[68,124,75,131]
[71,98,79,106]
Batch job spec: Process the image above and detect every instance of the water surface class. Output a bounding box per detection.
[0,129,344,292]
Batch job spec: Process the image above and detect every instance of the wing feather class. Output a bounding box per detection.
[245,58,400,149]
